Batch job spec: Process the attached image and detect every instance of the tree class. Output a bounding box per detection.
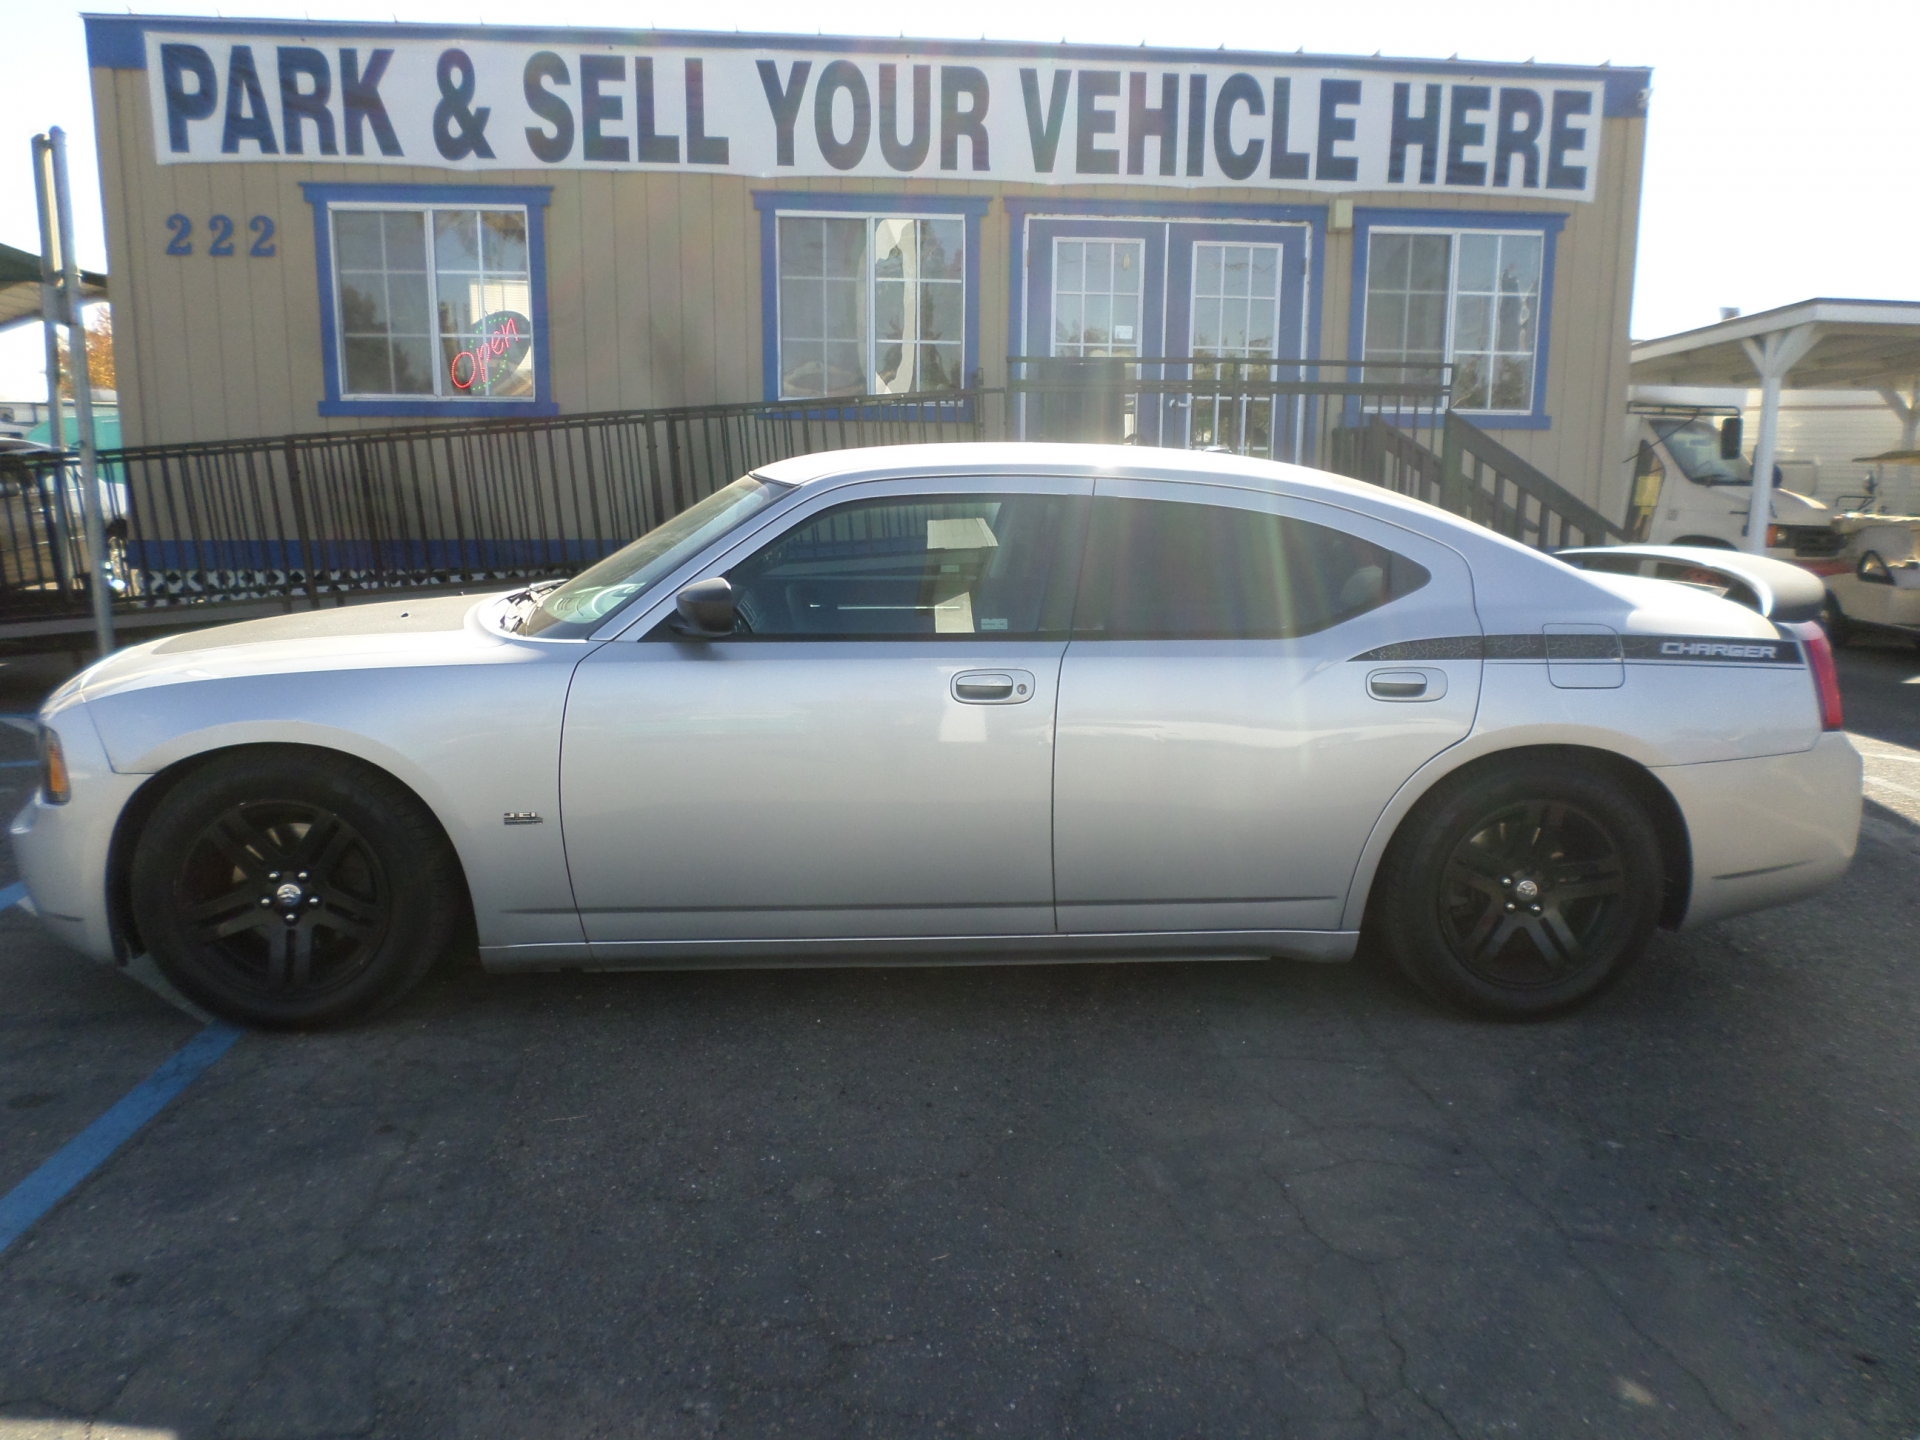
[55,305,115,397]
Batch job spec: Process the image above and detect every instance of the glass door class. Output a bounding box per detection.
[1165,223,1312,461]
[1019,217,1310,455]
[1020,219,1168,443]
[1050,238,1146,359]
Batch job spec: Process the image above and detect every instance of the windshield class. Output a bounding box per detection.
[1662,420,1753,486]
[519,475,788,638]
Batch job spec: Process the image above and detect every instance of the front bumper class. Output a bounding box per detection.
[9,703,145,964]
[1656,730,1862,930]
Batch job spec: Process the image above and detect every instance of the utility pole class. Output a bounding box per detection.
[29,137,72,594]
[35,127,114,656]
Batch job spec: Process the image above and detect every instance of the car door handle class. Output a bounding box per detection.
[1367,667,1445,702]
[952,669,1034,704]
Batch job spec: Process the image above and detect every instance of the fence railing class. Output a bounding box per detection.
[0,368,1622,629]
[1007,357,1452,470]
[1330,416,1451,509]
[0,391,987,620]
[1439,413,1626,550]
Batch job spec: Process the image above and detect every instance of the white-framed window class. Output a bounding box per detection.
[1189,243,1283,362]
[776,213,965,400]
[328,203,536,402]
[1051,239,1144,358]
[1362,228,1544,413]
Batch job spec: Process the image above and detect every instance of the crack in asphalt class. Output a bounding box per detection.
[1357,1013,1751,1436]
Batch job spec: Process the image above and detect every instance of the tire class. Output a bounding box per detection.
[1822,592,1854,648]
[1370,757,1663,1018]
[131,748,464,1028]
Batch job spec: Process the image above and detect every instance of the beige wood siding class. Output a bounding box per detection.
[93,65,1643,516]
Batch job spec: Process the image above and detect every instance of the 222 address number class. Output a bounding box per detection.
[165,214,275,258]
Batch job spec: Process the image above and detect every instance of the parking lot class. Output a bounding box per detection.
[0,643,1915,1440]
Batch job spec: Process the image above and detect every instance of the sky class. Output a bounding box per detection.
[3,0,1916,401]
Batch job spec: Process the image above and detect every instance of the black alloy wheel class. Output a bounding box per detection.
[171,799,390,1001]
[1371,757,1663,1018]
[133,749,463,1028]
[1437,799,1630,989]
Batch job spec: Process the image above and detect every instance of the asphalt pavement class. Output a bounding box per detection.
[0,641,1915,1439]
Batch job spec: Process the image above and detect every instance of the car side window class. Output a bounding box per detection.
[719,493,1085,639]
[1072,496,1429,639]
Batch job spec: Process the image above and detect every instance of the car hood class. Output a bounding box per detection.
[56,592,526,710]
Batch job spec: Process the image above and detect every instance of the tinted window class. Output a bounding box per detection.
[1072,497,1428,639]
[523,475,785,637]
[721,494,1083,639]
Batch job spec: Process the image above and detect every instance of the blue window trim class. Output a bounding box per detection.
[301,181,557,419]
[1348,206,1567,431]
[752,191,989,406]
[1002,198,1328,374]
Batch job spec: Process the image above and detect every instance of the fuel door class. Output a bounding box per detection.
[1544,623,1624,689]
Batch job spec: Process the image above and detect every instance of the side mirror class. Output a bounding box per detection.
[1719,415,1743,460]
[671,576,737,636]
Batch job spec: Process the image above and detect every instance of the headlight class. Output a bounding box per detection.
[38,725,69,804]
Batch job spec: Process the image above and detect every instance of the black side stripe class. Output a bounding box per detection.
[1352,634,1805,665]
[1354,636,1490,662]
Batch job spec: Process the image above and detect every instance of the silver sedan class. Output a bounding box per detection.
[12,445,1862,1026]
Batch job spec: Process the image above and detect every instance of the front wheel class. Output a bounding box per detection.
[131,749,465,1028]
[1370,758,1663,1018]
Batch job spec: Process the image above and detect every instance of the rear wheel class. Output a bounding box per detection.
[1822,592,1854,647]
[131,749,463,1028]
[1371,758,1662,1018]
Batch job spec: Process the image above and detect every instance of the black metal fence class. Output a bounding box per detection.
[0,364,1617,630]
[0,391,987,622]
[1333,414,1625,550]
[1008,357,1451,469]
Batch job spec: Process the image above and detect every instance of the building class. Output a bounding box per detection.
[83,15,1650,516]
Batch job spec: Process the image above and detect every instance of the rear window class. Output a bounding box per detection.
[1072,496,1428,640]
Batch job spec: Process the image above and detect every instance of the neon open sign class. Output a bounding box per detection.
[450,310,531,393]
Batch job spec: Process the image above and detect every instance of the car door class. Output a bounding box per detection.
[1051,477,1481,936]
[559,476,1089,951]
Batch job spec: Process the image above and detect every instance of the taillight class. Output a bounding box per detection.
[1789,622,1843,731]
[38,725,69,804]
[1766,525,1787,548]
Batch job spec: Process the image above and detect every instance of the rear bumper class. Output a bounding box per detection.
[1656,731,1862,930]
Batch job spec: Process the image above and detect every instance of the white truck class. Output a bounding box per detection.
[1624,412,1920,648]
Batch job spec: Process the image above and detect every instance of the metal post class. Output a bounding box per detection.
[1740,322,1820,557]
[1877,385,1918,453]
[30,137,73,592]
[46,128,113,654]
[1745,367,1783,554]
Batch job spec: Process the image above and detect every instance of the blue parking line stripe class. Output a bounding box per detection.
[0,882,26,910]
[0,1022,242,1254]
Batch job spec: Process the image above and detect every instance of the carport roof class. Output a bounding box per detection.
[1631,298,1920,390]
[0,240,107,332]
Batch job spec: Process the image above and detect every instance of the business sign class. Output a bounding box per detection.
[145,34,1605,200]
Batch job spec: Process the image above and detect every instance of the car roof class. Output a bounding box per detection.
[753,442,1475,531]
